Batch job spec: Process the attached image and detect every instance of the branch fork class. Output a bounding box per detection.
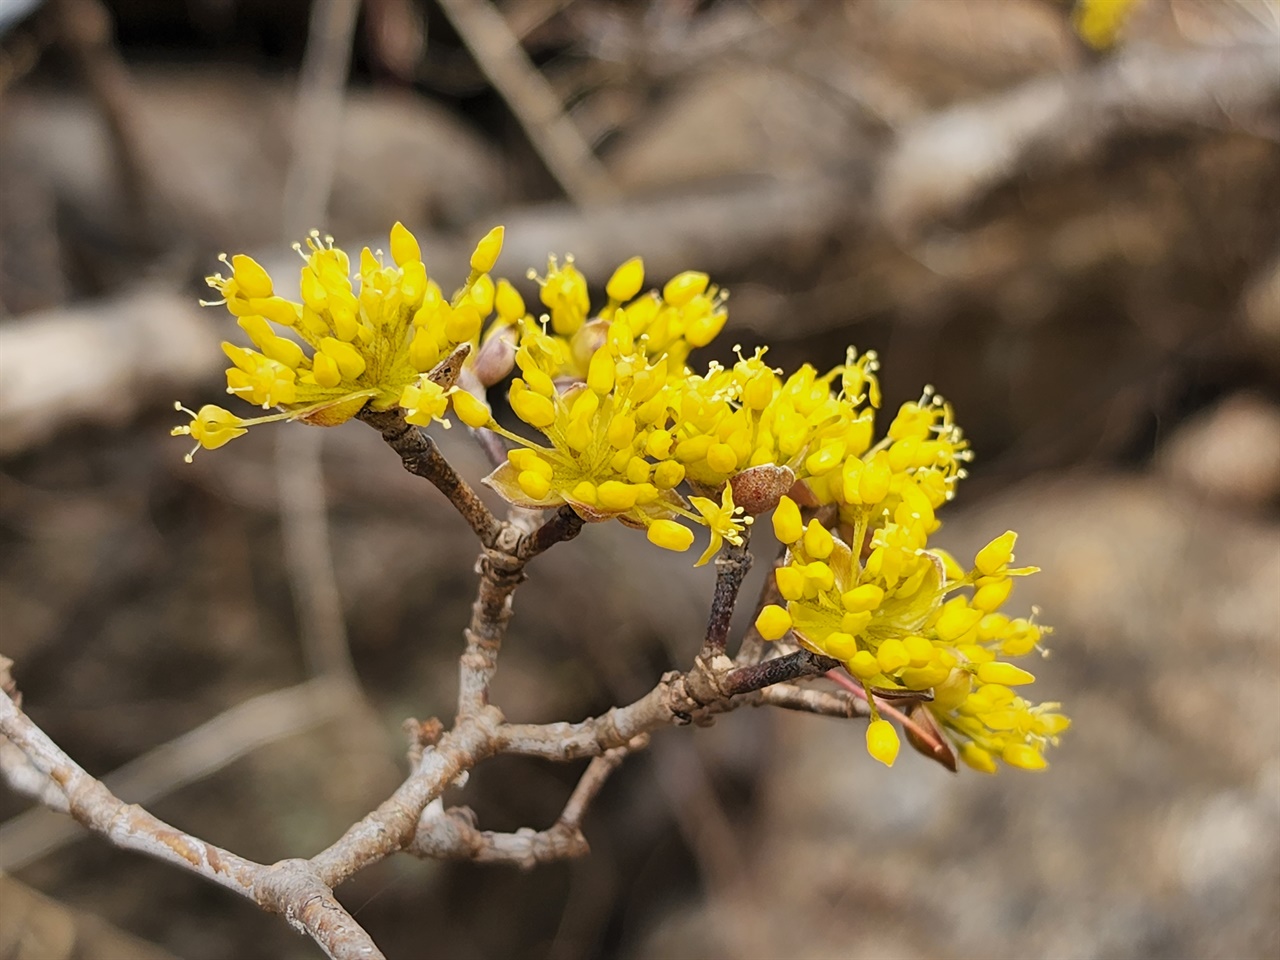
[1,416,876,959]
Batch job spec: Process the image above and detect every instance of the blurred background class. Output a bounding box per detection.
[1,0,1278,957]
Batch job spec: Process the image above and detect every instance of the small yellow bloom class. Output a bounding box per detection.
[1073,0,1139,50]
[662,271,709,307]
[494,279,526,321]
[975,531,1017,577]
[451,389,492,429]
[230,255,273,299]
[401,381,451,428]
[960,742,998,774]
[171,403,248,459]
[803,519,834,559]
[973,577,1013,612]
[389,221,421,266]
[1001,743,1048,771]
[841,584,884,613]
[689,484,750,567]
[976,662,1036,686]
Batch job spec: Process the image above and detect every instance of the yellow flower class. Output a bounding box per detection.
[688,484,751,567]
[171,402,294,461]
[481,327,680,518]
[1073,0,1139,50]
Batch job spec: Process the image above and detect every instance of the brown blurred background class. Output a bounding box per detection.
[1,0,1278,958]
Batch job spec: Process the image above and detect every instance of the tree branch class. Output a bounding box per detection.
[0,677,351,872]
[0,690,382,960]
[721,648,840,698]
[458,533,526,717]
[700,536,753,658]
[756,682,869,719]
[357,406,503,546]
[407,738,640,869]
[306,707,503,889]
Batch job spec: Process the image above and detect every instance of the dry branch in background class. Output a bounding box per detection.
[435,0,618,206]
[0,288,221,455]
[877,40,1280,235]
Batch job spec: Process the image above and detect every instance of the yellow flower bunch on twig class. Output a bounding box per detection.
[174,222,1069,772]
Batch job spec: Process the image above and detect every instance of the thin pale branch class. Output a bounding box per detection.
[757,682,869,719]
[0,691,381,960]
[307,707,503,888]
[498,653,747,761]
[0,678,351,872]
[458,506,584,718]
[407,738,641,868]
[411,804,589,868]
[458,532,527,717]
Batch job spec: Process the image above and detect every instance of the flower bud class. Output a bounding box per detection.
[648,520,694,552]
[470,226,504,274]
[754,604,792,641]
[771,494,804,543]
[730,465,795,516]
[606,256,645,302]
[866,720,900,767]
[389,221,421,266]
[231,255,273,299]
[472,324,517,387]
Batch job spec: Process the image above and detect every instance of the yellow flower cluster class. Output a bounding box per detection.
[755,503,1068,772]
[455,258,750,566]
[173,222,508,460]
[173,222,1067,773]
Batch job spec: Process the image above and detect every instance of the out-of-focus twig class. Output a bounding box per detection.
[277,0,364,690]
[50,0,157,242]
[436,0,618,206]
[0,874,179,960]
[0,288,222,456]
[282,0,363,241]
[878,41,1280,236]
[503,0,578,42]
